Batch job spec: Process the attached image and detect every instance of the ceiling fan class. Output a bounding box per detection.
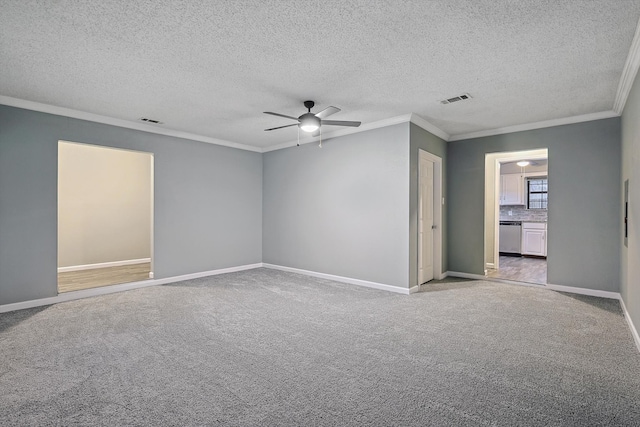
[264,100,361,136]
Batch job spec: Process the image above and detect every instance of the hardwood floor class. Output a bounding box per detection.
[57,262,151,293]
[486,255,547,285]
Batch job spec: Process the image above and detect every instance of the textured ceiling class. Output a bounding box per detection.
[1,0,640,149]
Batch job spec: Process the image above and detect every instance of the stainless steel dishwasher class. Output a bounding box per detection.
[499,221,522,255]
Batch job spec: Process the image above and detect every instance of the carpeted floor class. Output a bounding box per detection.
[1,268,639,426]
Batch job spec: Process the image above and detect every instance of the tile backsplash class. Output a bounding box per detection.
[500,205,547,221]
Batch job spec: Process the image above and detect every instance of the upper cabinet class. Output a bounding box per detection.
[500,173,524,205]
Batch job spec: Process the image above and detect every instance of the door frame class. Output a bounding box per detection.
[418,150,443,283]
[484,148,547,272]
[57,140,155,290]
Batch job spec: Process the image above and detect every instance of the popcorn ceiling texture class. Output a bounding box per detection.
[1,1,639,148]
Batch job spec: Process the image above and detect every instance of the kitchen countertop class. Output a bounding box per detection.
[499,219,547,223]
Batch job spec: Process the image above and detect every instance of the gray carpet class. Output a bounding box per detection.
[1,268,639,426]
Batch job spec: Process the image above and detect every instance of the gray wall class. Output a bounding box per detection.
[2,101,624,305]
[409,123,448,286]
[0,105,262,305]
[448,118,621,291]
[621,69,640,332]
[263,124,411,289]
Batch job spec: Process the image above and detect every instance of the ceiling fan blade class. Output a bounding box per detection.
[264,124,298,131]
[315,106,341,119]
[321,120,361,127]
[263,111,299,121]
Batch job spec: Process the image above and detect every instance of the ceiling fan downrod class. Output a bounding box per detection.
[304,100,315,112]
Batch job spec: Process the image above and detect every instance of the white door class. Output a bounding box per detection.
[419,156,434,284]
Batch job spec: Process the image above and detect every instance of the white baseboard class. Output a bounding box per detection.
[620,297,640,354]
[487,277,546,288]
[0,262,263,313]
[151,263,263,286]
[544,283,621,300]
[262,263,411,295]
[448,271,541,288]
[57,258,151,273]
[447,271,487,281]
[447,272,624,298]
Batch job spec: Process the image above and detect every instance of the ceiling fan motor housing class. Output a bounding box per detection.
[299,112,320,132]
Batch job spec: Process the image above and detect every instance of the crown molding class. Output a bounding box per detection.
[262,114,415,152]
[409,113,450,141]
[614,16,640,114]
[2,95,623,150]
[448,110,619,142]
[0,95,262,153]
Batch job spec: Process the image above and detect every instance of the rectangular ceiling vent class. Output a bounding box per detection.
[139,117,163,124]
[440,93,472,105]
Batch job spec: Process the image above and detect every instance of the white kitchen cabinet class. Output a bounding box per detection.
[522,222,546,256]
[500,173,524,205]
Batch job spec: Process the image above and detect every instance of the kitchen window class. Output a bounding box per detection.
[527,178,548,209]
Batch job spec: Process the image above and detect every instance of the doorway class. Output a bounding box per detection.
[57,141,154,292]
[418,150,443,284]
[484,149,548,285]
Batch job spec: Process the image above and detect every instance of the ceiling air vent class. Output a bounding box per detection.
[139,117,163,124]
[440,93,472,105]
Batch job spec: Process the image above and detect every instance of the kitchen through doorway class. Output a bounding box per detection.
[484,149,548,285]
[57,141,154,293]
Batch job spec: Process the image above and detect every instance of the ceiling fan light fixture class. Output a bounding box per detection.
[299,114,320,132]
[300,123,319,132]
[517,161,530,167]
[264,101,360,134]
